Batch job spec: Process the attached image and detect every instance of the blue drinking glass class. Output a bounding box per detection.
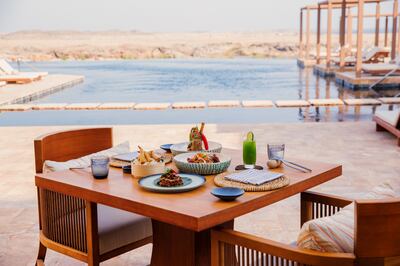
[91,155,110,179]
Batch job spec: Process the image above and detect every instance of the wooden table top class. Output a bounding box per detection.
[35,149,341,232]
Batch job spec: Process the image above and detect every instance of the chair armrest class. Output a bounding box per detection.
[301,191,353,226]
[211,228,355,266]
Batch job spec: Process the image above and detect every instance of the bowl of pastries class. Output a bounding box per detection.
[131,146,165,178]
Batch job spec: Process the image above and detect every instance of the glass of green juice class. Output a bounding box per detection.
[243,132,256,169]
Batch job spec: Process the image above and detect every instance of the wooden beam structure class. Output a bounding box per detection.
[299,0,396,70]
[317,5,322,64]
[385,15,389,47]
[299,10,303,58]
[356,0,364,75]
[306,7,311,60]
[392,0,398,60]
[340,0,347,68]
[348,8,353,51]
[375,2,381,46]
[327,0,333,67]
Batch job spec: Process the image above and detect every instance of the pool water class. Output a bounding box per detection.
[0,59,393,126]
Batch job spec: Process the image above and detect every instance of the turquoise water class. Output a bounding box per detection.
[0,59,384,126]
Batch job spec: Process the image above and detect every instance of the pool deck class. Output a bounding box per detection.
[0,74,84,106]
[1,122,399,265]
[0,98,399,112]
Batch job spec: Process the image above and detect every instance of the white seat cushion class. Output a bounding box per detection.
[43,141,130,172]
[375,110,400,127]
[98,204,152,254]
[297,182,398,253]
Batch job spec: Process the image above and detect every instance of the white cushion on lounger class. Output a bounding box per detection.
[43,141,130,172]
[297,182,398,253]
[98,204,152,254]
[0,59,17,74]
[375,110,400,127]
[0,59,48,77]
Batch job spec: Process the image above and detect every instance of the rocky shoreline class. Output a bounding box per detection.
[0,31,300,61]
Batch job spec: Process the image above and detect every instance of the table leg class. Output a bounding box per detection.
[150,219,234,266]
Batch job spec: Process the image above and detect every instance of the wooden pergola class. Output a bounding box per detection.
[299,0,399,75]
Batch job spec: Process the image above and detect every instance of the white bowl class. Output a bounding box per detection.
[131,161,165,178]
[170,141,222,156]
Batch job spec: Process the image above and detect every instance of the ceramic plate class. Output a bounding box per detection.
[110,152,172,168]
[138,173,206,193]
[170,141,222,156]
[160,144,173,153]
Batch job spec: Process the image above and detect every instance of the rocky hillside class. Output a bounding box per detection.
[0,31,300,61]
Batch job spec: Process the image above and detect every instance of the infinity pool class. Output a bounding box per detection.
[0,59,390,126]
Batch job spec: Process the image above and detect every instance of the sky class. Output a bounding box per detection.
[0,0,394,33]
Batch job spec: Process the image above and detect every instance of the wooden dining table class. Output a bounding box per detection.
[35,148,342,266]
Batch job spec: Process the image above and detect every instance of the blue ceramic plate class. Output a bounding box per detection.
[138,173,206,193]
[211,187,244,201]
[160,144,173,153]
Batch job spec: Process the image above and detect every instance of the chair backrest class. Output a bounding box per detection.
[34,127,113,173]
[355,198,400,259]
[0,59,16,75]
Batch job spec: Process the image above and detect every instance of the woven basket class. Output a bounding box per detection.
[214,171,290,192]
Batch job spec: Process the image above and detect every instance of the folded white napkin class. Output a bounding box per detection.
[225,169,284,186]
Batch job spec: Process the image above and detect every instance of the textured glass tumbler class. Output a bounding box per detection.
[91,155,110,179]
[267,144,285,160]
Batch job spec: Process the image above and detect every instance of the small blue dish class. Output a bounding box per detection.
[211,187,244,201]
[160,144,173,153]
[122,165,131,174]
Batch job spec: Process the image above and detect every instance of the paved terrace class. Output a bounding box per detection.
[0,122,399,265]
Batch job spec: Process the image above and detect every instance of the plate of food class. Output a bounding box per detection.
[110,149,172,168]
[170,122,222,156]
[173,152,231,175]
[131,146,166,178]
[138,169,206,193]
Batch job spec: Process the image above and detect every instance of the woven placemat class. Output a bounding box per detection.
[214,171,290,192]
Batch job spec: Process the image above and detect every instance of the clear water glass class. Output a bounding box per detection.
[91,155,110,179]
[267,144,285,160]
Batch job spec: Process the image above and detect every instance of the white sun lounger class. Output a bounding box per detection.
[332,47,390,66]
[362,63,400,76]
[0,73,41,84]
[373,109,400,146]
[0,59,48,78]
[0,81,6,87]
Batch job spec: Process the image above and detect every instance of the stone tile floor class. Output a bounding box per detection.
[0,122,399,265]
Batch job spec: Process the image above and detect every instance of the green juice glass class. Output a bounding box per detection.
[243,132,256,169]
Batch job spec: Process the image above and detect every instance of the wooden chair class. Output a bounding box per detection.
[373,110,400,146]
[34,128,152,266]
[211,191,400,266]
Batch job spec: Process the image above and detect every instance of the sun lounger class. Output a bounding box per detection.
[0,59,48,78]
[362,63,400,75]
[0,73,41,84]
[373,109,400,146]
[332,47,390,66]
[0,81,6,87]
